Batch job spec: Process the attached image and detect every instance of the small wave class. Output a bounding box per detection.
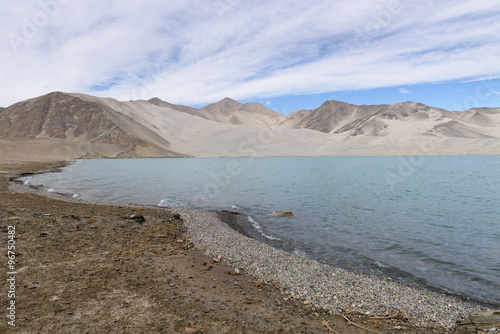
[374,261,390,268]
[158,198,182,208]
[22,176,32,185]
[71,193,79,198]
[231,205,239,209]
[247,216,281,241]
[47,188,55,193]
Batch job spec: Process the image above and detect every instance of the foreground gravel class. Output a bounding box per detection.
[176,208,488,329]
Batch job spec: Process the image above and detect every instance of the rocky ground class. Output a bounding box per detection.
[0,159,490,333]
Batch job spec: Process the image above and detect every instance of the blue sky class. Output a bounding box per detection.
[246,79,500,113]
[1,0,500,114]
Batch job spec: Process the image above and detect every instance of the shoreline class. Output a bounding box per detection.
[175,209,486,328]
[216,209,498,310]
[5,160,497,332]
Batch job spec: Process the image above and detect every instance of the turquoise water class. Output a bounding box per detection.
[23,156,500,305]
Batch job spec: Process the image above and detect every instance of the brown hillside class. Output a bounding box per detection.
[0,92,184,159]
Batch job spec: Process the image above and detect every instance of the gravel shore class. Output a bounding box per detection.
[9,172,496,332]
[176,208,493,329]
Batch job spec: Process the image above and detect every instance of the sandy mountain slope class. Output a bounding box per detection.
[147,97,203,118]
[69,94,500,157]
[455,107,500,124]
[280,100,500,155]
[352,102,500,140]
[283,100,500,140]
[1,92,499,159]
[0,92,185,159]
[146,97,286,127]
[69,94,342,157]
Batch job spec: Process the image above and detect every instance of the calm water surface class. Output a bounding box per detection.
[23,156,500,305]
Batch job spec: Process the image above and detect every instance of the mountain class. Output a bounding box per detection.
[146,97,285,126]
[63,95,331,158]
[0,92,186,159]
[201,97,243,114]
[283,100,500,140]
[1,92,499,159]
[196,97,285,126]
[282,100,388,134]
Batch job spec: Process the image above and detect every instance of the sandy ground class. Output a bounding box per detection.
[0,159,468,333]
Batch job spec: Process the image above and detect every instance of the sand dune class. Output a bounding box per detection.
[0,92,499,159]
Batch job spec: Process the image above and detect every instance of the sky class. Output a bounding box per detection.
[1,0,500,114]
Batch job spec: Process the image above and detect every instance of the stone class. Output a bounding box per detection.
[269,211,294,217]
[127,214,145,223]
[469,310,500,330]
[221,210,240,215]
[457,310,500,332]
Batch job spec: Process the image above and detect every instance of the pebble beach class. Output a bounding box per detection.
[177,209,487,329]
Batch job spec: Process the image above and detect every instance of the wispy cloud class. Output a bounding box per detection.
[399,88,410,94]
[1,0,500,107]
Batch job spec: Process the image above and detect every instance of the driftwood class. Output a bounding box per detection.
[341,313,382,334]
[322,320,339,333]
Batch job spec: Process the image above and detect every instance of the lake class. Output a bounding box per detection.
[22,155,500,305]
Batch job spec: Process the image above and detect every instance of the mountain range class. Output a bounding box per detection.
[0,92,499,159]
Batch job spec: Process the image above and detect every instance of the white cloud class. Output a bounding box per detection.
[1,0,500,107]
[399,88,410,94]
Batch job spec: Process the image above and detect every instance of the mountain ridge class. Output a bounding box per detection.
[1,92,499,159]
[0,92,187,159]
